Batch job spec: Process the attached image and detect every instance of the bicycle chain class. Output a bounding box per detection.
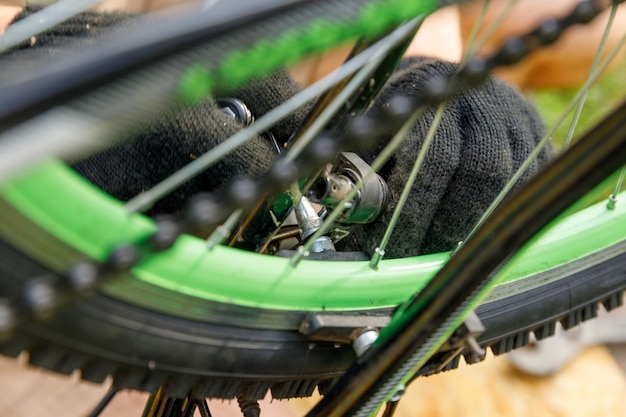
[0,0,623,395]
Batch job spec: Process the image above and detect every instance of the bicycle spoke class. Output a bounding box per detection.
[0,0,221,56]
[294,0,522,267]
[368,0,518,266]
[206,209,244,250]
[123,20,424,214]
[563,0,619,148]
[1,0,625,413]
[369,104,447,269]
[461,0,491,63]
[608,167,625,209]
[285,18,424,163]
[465,0,519,61]
[454,29,626,255]
[306,92,626,417]
[1,0,412,183]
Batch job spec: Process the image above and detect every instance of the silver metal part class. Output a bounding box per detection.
[308,236,335,253]
[294,197,335,252]
[442,311,486,363]
[314,173,354,206]
[308,152,388,224]
[295,197,323,240]
[215,98,254,126]
[389,385,405,403]
[369,247,385,270]
[353,328,380,357]
[299,313,390,344]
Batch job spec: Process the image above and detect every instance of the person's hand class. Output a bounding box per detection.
[338,57,551,257]
[0,5,302,216]
[1,6,550,258]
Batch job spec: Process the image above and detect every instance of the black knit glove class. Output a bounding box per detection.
[72,68,308,214]
[338,57,551,257]
[2,6,308,215]
[2,7,551,256]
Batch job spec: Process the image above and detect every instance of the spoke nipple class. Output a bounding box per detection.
[289,246,308,267]
[369,247,385,270]
[67,262,100,293]
[299,246,311,258]
[607,194,617,210]
[450,241,464,257]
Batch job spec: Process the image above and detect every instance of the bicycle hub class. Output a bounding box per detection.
[308,152,388,224]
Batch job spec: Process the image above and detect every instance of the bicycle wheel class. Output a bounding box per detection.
[0,0,625,406]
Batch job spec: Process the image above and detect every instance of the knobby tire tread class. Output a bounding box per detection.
[1,237,624,398]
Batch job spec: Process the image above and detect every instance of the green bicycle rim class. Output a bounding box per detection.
[1,159,624,314]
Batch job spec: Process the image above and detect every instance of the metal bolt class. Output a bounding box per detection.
[352,328,379,357]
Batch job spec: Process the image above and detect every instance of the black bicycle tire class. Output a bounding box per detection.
[478,243,626,351]
[1,237,624,399]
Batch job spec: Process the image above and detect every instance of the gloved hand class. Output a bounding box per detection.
[2,7,551,257]
[338,57,551,257]
[2,5,309,215]
[72,68,309,214]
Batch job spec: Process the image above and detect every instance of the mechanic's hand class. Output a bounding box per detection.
[2,8,551,257]
[338,57,551,257]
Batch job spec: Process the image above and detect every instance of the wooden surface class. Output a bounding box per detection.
[1,345,625,417]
